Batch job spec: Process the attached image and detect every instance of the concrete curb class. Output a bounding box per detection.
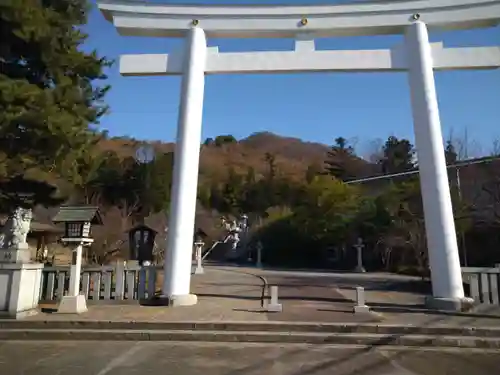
[1,328,500,348]
[1,320,500,337]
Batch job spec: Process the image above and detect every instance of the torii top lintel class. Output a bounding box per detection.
[98,0,500,39]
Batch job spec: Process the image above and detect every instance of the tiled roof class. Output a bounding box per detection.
[52,206,103,224]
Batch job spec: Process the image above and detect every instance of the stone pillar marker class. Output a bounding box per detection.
[353,286,370,314]
[266,285,282,313]
[0,207,44,319]
[405,20,472,311]
[354,238,366,273]
[193,241,204,275]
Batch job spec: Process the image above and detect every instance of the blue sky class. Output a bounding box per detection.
[84,0,500,157]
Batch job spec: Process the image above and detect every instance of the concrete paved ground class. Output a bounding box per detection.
[261,272,378,323]
[28,265,500,326]
[1,341,499,375]
[254,267,500,326]
[31,266,381,324]
[34,267,268,322]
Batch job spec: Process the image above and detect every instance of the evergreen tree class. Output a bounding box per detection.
[107,153,174,218]
[324,137,355,181]
[59,136,108,204]
[293,176,362,246]
[444,140,458,165]
[240,167,272,214]
[208,183,225,212]
[214,135,237,147]
[264,152,277,180]
[146,152,174,213]
[91,151,123,203]
[0,0,111,209]
[0,176,63,212]
[380,136,415,174]
[220,167,243,213]
[203,137,214,146]
[101,156,143,213]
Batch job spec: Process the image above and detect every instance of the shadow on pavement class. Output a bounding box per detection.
[318,301,500,319]
[197,293,262,301]
[368,302,500,319]
[223,309,499,375]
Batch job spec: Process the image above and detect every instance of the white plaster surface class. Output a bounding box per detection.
[98,0,500,38]
[406,21,464,300]
[120,45,500,76]
[162,27,206,299]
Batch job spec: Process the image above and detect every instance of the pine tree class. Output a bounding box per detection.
[324,137,355,181]
[444,140,458,165]
[221,167,243,214]
[214,135,237,147]
[0,0,111,209]
[0,176,63,213]
[264,152,277,180]
[380,136,415,174]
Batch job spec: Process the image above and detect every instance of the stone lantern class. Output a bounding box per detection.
[53,206,102,243]
[128,224,157,266]
[52,206,102,313]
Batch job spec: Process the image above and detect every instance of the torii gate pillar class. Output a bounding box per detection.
[406,21,472,311]
[161,27,206,306]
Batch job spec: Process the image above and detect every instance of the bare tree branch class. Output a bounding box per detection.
[490,139,500,157]
[361,138,384,163]
[447,127,484,160]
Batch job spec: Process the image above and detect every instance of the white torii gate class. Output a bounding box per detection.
[98,0,500,310]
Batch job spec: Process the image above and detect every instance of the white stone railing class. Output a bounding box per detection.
[462,265,500,305]
[39,262,163,302]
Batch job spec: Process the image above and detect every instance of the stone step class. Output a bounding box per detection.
[1,328,500,348]
[1,320,500,338]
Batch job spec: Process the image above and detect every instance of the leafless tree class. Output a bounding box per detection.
[88,197,140,264]
[490,139,500,157]
[145,211,168,264]
[446,127,483,160]
[361,138,385,163]
[347,136,360,154]
[482,165,500,226]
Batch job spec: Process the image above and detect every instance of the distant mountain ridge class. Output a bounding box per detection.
[99,131,343,180]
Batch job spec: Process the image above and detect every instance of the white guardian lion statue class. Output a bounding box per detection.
[0,207,32,249]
